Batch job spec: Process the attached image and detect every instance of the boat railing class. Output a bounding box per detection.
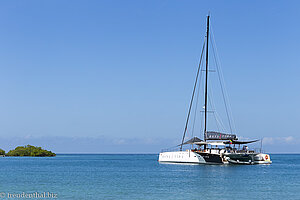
[226,148,265,154]
[254,148,265,153]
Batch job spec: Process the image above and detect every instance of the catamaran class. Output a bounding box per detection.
[158,15,272,165]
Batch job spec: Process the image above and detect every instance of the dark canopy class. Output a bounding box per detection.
[182,137,203,145]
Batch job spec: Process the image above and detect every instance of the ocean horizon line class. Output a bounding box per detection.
[53,152,300,155]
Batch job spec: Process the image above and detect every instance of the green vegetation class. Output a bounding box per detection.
[6,145,56,157]
[0,148,5,156]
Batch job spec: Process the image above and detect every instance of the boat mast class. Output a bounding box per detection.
[204,15,210,142]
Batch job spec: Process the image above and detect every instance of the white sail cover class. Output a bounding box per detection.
[205,131,237,140]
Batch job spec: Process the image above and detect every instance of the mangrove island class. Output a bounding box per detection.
[1,145,56,157]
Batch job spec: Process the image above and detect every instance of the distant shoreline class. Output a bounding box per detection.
[53,153,300,155]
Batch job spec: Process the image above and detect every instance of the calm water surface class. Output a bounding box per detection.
[0,154,299,199]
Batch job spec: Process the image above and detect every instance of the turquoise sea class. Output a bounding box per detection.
[0,154,299,200]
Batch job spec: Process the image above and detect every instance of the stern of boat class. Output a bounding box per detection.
[254,153,272,164]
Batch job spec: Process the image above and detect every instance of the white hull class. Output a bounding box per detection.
[158,150,206,164]
[159,150,272,165]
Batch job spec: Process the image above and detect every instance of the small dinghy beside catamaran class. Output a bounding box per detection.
[158,15,271,165]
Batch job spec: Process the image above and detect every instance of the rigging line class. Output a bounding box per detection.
[210,25,236,133]
[191,39,206,138]
[204,61,226,133]
[207,94,221,132]
[210,28,233,134]
[190,82,200,137]
[199,109,204,138]
[208,86,226,132]
[215,110,227,133]
[190,52,204,138]
[180,41,206,151]
[209,101,223,132]
[206,51,226,133]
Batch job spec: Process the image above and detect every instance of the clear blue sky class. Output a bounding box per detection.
[0,0,299,153]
